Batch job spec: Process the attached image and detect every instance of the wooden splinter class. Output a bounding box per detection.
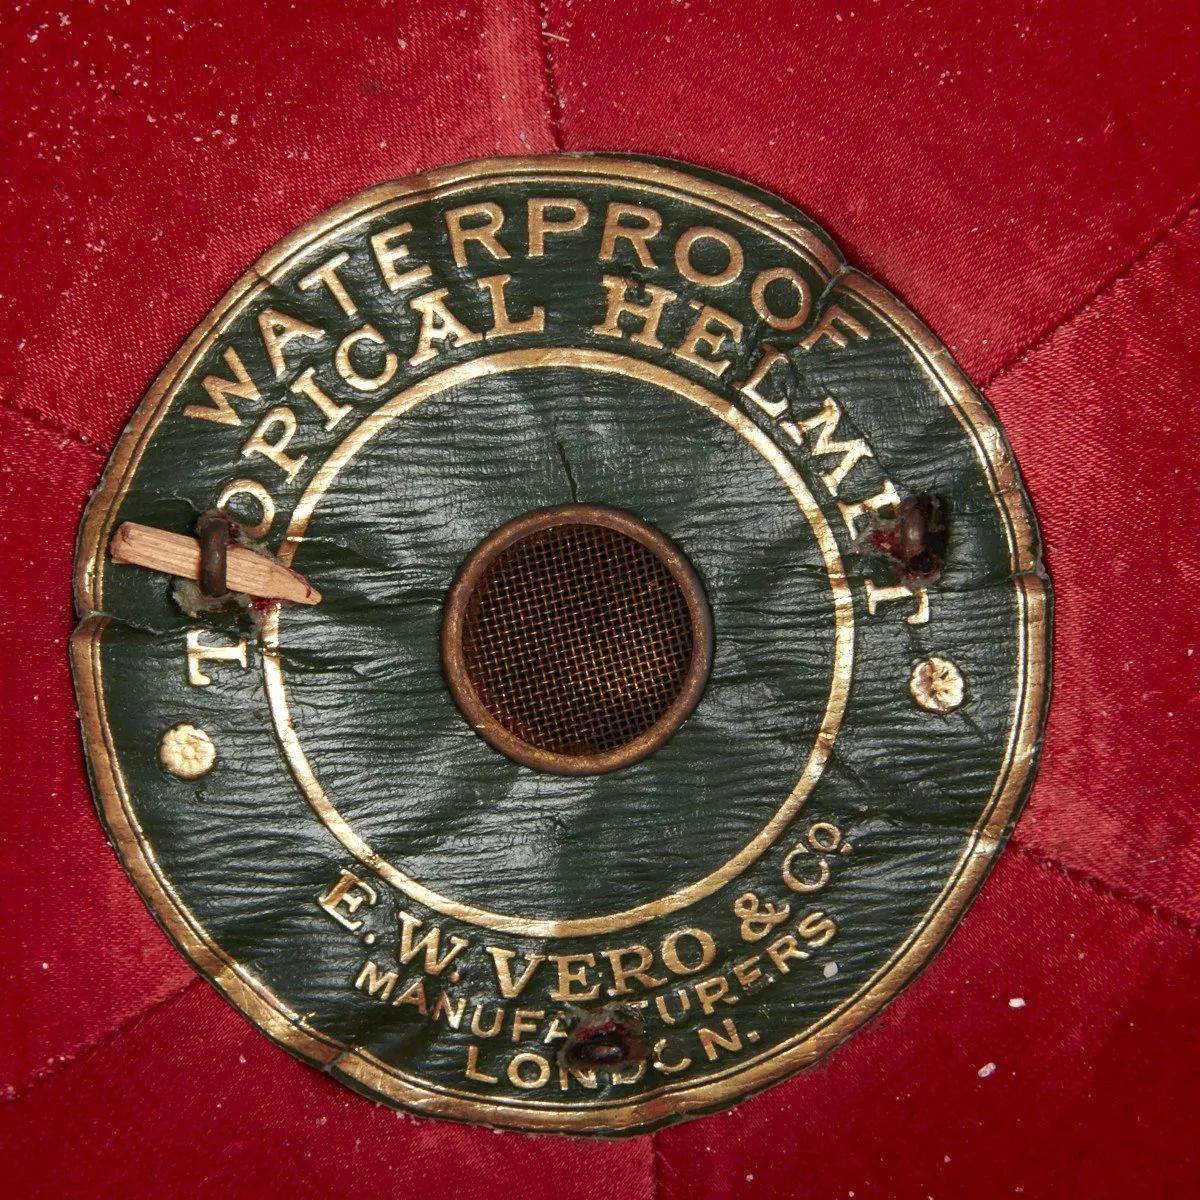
[109,521,321,606]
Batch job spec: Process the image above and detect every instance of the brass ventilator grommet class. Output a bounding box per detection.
[441,505,713,775]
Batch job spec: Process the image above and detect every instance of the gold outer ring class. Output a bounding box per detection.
[440,503,715,776]
[71,155,1050,1133]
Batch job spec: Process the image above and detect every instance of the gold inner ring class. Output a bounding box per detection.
[261,348,854,938]
[442,505,714,775]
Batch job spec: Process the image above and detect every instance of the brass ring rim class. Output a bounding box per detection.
[441,504,714,775]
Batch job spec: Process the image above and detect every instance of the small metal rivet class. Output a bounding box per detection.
[910,656,965,713]
[160,723,217,779]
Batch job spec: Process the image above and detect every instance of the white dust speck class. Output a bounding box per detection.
[1009,997,1025,1008]
[978,1062,997,1078]
[823,962,838,978]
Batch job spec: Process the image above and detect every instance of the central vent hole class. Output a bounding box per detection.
[461,520,695,757]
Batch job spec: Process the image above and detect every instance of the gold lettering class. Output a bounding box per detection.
[446,202,510,268]
[592,276,677,348]
[215,479,275,539]
[392,979,429,1014]
[258,308,324,379]
[290,366,352,430]
[431,991,467,1029]
[319,869,379,932]
[543,1016,571,1045]
[527,196,589,256]
[839,479,900,541]
[335,325,398,392]
[799,303,870,352]
[511,1009,545,1043]
[241,406,308,482]
[695,974,736,1015]
[697,1018,743,1061]
[396,910,470,976]
[470,1004,505,1038]
[599,202,662,268]
[656,989,692,1026]
[549,953,602,1002]
[465,1044,498,1083]
[408,289,483,366]
[796,910,837,948]
[355,960,398,1001]
[603,944,667,995]
[737,346,790,419]
[781,842,831,894]
[486,948,546,999]
[781,396,872,494]
[476,273,545,339]
[865,579,930,625]
[672,302,743,377]
[297,251,359,317]
[751,266,811,332]
[674,225,744,287]
[370,222,431,293]
[765,933,809,974]
[185,628,248,687]
[558,1061,599,1090]
[661,929,716,976]
[653,1037,693,1074]
[185,346,261,427]
[610,1059,647,1086]
[732,955,763,989]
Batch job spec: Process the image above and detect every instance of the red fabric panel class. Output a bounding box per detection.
[543,0,1200,381]
[0,0,555,450]
[993,207,1200,925]
[4,854,1194,1197]
[0,409,194,1100]
[655,851,1200,1199]
[0,979,657,1200]
[1,0,1197,1194]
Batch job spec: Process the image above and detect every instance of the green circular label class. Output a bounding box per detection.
[73,154,1050,1134]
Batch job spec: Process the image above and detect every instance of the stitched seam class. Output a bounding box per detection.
[981,188,1200,388]
[536,0,566,150]
[0,977,202,1106]
[1009,841,1200,938]
[0,391,110,459]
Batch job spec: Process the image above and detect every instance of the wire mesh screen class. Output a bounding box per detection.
[460,522,696,757]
